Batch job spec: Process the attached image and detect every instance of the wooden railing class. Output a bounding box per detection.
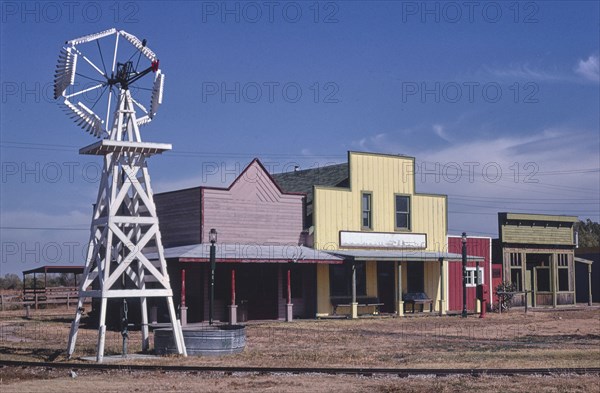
[1,287,90,311]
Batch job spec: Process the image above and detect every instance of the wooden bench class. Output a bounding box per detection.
[402,292,433,313]
[331,297,384,315]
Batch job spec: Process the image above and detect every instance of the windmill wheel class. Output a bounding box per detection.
[54,28,164,138]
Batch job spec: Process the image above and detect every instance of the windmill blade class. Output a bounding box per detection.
[130,95,148,114]
[137,115,151,127]
[119,30,157,61]
[54,47,78,99]
[67,28,117,46]
[149,71,164,119]
[63,99,104,138]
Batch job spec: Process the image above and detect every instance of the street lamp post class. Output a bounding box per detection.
[462,232,468,318]
[208,228,217,325]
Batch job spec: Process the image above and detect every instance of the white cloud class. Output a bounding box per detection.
[483,55,600,84]
[432,124,450,142]
[351,127,600,236]
[575,55,600,83]
[484,63,566,82]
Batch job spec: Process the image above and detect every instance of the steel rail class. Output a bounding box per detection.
[1,360,599,377]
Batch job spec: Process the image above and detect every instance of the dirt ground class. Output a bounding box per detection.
[1,306,599,391]
[1,367,599,393]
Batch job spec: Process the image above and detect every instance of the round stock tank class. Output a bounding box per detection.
[154,325,246,356]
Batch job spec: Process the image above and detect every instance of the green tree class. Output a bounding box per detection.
[0,274,23,290]
[575,219,600,248]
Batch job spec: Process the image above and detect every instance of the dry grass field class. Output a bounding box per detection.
[1,306,599,392]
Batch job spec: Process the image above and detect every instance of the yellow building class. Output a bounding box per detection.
[274,151,482,318]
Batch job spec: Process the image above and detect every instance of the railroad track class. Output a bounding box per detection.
[1,360,599,377]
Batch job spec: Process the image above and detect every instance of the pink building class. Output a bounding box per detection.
[154,159,341,322]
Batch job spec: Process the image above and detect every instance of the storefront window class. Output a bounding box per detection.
[510,268,522,291]
[536,268,550,292]
[558,269,569,292]
[557,254,570,292]
[406,261,424,293]
[330,261,366,297]
[465,267,484,287]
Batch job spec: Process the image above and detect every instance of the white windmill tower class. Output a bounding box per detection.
[54,28,186,362]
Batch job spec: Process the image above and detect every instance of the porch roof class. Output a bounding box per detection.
[160,243,344,264]
[575,257,594,265]
[22,265,84,275]
[328,249,485,262]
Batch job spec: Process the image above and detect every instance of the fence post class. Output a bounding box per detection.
[0,295,4,312]
[67,293,70,310]
[34,293,39,310]
[25,304,31,319]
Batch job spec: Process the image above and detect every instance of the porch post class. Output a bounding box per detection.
[351,261,358,319]
[588,264,593,306]
[439,258,446,315]
[552,254,557,308]
[397,261,404,316]
[180,268,187,327]
[286,266,293,322]
[228,268,237,325]
[34,273,38,310]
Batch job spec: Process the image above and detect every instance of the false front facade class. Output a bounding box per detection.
[274,151,482,318]
[154,159,341,323]
[497,213,578,307]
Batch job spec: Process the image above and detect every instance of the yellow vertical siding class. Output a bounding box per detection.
[366,261,378,297]
[314,152,448,316]
[314,152,446,251]
[316,264,331,316]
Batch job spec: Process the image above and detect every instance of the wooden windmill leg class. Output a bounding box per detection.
[66,297,85,358]
[138,258,149,352]
[140,296,149,352]
[166,296,186,356]
[96,297,108,363]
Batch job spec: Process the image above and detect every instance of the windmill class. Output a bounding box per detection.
[55,28,186,362]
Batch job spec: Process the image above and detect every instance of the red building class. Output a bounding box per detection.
[447,235,493,313]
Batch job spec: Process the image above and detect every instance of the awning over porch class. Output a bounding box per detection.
[328,249,485,262]
[575,257,594,265]
[22,265,84,275]
[159,243,344,264]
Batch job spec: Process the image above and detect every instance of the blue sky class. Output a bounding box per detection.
[1,1,599,275]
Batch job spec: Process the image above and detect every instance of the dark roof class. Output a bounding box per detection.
[271,163,349,220]
[22,266,84,275]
